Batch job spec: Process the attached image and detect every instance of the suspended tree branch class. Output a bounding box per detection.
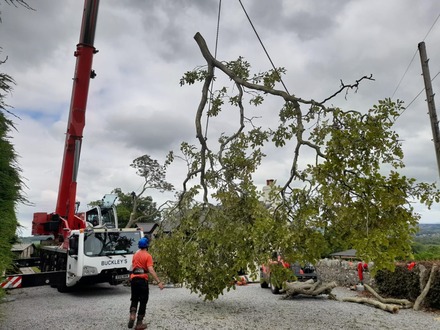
[156,32,440,301]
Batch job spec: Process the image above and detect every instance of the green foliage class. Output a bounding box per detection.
[375,263,440,308]
[411,225,440,260]
[161,46,440,300]
[302,99,438,271]
[121,154,173,228]
[153,184,273,300]
[414,236,440,245]
[0,0,34,299]
[179,69,209,86]
[413,245,440,261]
[130,155,174,193]
[0,67,24,297]
[268,263,296,288]
[112,188,160,228]
[375,264,421,301]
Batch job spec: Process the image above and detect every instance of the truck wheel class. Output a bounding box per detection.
[260,280,269,288]
[57,280,73,293]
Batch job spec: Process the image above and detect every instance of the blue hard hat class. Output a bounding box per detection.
[138,237,149,249]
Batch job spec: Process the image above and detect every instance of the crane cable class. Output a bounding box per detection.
[204,0,289,141]
[204,0,222,139]
[238,0,289,95]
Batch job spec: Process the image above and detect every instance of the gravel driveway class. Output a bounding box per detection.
[1,283,439,329]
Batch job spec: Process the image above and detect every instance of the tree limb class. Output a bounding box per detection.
[364,284,413,308]
[414,265,437,311]
[342,297,399,314]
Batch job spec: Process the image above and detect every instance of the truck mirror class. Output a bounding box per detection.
[68,235,79,256]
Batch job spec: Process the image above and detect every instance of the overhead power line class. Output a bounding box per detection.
[391,12,440,99]
[405,70,440,112]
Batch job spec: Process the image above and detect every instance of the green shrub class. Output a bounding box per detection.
[375,264,420,301]
[269,263,296,288]
[375,262,440,309]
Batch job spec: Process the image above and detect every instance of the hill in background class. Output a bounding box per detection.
[417,223,440,236]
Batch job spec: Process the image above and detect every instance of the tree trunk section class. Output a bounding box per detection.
[414,265,437,311]
[364,284,413,308]
[283,280,337,298]
[125,195,139,228]
[342,297,399,313]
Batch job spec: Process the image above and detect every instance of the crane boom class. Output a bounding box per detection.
[9,0,143,293]
[31,0,113,242]
[56,0,99,226]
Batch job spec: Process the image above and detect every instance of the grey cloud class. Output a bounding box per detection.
[246,0,351,41]
[106,109,193,152]
[0,1,81,69]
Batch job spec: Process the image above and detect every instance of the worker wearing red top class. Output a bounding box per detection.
[357,261,368,285]
[128,237,164,329]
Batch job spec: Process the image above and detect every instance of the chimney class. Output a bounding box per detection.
[266,179,274,186]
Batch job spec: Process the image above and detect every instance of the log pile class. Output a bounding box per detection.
[283,279,337,298]
[282,264,437,313]
[340,284,413,314]
[282,280,413,314]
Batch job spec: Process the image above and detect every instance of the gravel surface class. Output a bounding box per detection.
[1,283,440,329]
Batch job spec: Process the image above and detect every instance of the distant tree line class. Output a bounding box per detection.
[412,230,440,260]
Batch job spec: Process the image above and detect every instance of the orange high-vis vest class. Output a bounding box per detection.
[130,249,153,281]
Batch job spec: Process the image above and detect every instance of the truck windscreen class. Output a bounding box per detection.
[83,231,141,256]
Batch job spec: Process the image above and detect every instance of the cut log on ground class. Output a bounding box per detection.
[364,284,413,309]
[341,297,400,313]
[283,280,337,299]
[414,265,437,311]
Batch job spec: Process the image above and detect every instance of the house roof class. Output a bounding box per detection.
[330,249,357,258]
[18,235,54,244]
[11,243,35,252]
[158,218,177,233]
[136,222,159,234]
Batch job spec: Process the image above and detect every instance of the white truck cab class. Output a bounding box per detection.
[65,228,143,288]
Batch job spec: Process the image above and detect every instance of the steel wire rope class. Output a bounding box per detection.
[238,0,289,94]
[391,12,440,99]
[204,0,222,139]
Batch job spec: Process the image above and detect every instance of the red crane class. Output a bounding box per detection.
[32,0,101,243]
[2,0,141,292]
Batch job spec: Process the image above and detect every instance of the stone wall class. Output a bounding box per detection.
[316,259,374,286]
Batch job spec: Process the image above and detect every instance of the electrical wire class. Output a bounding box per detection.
[391,50,418,99]
[398,70,440,119]
[391,12,440,99]
[238,0,289,94]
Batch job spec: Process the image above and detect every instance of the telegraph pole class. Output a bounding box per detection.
[418,41,440,177]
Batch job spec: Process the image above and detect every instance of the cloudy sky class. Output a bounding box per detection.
[1,0,440,236]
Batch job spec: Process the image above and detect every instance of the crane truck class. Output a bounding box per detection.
[1,0,143,292]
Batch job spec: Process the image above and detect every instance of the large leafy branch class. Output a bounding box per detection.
[153,33,440,300]
[180,33,378,202]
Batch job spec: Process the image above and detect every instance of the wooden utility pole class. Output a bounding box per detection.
[418,41,440,177]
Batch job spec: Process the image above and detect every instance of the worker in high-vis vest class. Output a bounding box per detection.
[128,237,164,329]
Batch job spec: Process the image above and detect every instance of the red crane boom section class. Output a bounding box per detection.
[55,0,99,226]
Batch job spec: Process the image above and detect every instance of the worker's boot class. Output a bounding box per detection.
[127,307,136,328]
[134,315,147,329]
